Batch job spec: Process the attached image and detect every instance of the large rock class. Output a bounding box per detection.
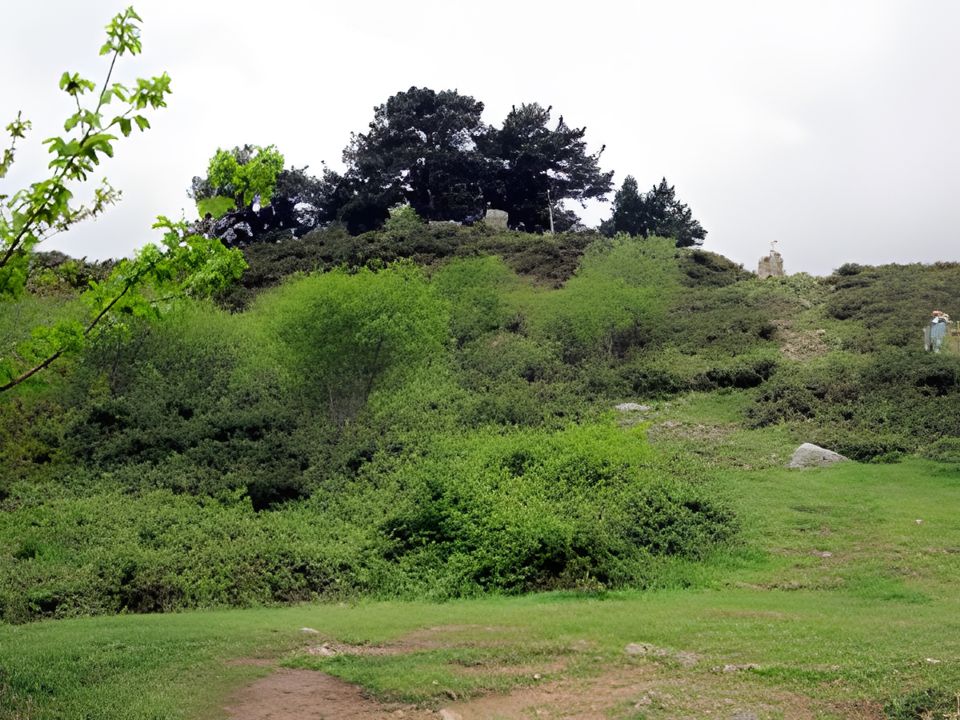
[787,443,848,469]
[483,208,509,230]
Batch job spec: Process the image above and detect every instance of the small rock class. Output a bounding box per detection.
[299,627,320,634]
[916,519,924,524]
[307,644,336,656]
[533,673,542,680]
[625,643,700,666]
[625,642,665,656]
[788,443,848,469]
[925,657,941,664]
[438,710,463,720]
[616,403,651,413]
[714,663,761,673]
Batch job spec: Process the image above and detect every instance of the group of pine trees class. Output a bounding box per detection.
[190,87,706,245]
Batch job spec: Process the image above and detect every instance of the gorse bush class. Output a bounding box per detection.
[432,256,521,345]
[515,238,681,362]
[0,422,737,621]
[824,261,960,349]
[377,423,736,594]
[255,262,449,424]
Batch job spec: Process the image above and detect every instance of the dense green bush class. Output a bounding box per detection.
[377,423,736,594]
[920,437,960,464]
[254,262,449,424]
[218,224,599,310]
[432,256,521,345]
[0,422,736,622]
[749,350,960,460]
[10,232,960,625]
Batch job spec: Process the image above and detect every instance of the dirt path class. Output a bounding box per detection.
[223,665,884,720]
[222,627,885,720]
[223,668,435,720]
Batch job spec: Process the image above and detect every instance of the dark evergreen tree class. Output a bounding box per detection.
[340,87,489,223]
[602,177,706,247]
[480,103,613,231]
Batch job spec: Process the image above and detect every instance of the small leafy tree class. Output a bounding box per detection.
[190,144,285,217]
[0,7,246,393]
[382,203,425,238]
[260,262,448,425]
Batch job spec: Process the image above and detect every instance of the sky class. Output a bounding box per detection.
[2,0,958,276]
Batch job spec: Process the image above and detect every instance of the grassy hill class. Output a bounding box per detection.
[2,228,959,717]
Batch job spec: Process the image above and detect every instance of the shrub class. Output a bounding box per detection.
[377,423,737,595]
[920,437,960,464]
[254,262,450,424]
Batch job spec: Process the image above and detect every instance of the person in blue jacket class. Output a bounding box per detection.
[930,310,949,353]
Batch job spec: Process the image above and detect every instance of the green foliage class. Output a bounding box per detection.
[216,224,599,310]
[256,262,449,423]
[0,8,245,394]
[602,177,707,247]
[750,350,960,460]
[335,89,613,230]
[920,436,960,464]
[824,261,960,350]
[341,87,489,223]
[202,144,285,210]
[0,421,736,621]
[1,219,246,394]
[481,102,613,231]
[56,301,301,505]
[516,237,681,362]
[432,256,520,344]
[377,423,735,595]
[883,687,958,720]
[0,488,376,622]
[382,203,425,237]
[0,6,169,300]
[196,194,237,219]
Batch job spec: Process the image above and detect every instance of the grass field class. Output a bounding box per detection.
[3,441,959,719]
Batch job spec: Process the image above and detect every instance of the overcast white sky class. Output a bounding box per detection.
[2,0,958,275]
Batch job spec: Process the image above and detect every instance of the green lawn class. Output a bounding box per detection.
[2,457,959,718]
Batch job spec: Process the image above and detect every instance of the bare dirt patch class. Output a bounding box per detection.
[223,668,434,720]
[775,320,829,361]
[223,625,885,720]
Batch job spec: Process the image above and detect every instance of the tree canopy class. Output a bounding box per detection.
[341,87,488,224]
[190,144,285,218]
[602,176,707,247]
[332,89,613,232]
[480,103,613,231]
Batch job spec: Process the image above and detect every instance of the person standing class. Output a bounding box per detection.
[930,310,949,353]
